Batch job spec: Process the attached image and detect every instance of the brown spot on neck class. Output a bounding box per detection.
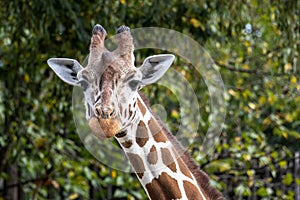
[121,140,133,148]
[172,148,193,180]
[115,130,127,138]
[147,145,158,165]
[138,99,147,116]
[178,159,193,179]
[148,117,161,134]
[148,117,167,143]
[136,121,149,147]
[127,153,145,179]
[183,180,206,200]
[145,172,182,200]
[161,148,177,172]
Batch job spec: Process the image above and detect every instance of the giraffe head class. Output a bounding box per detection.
[47,25,174,139]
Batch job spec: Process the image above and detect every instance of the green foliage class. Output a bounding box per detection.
[0,0,299,199]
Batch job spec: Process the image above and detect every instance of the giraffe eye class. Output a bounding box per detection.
[128,80,141,90]
[78,79,89,90]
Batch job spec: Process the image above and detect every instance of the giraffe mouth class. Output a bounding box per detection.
[88,116,122,139]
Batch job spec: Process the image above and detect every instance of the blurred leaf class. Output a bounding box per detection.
[68,193,79,200]
[205,159,232,173]
[290,76,297,84]
[256,187,268,197]
[278,160,287,169]
[235,184,251,197]
[114,189,127,198]
[282,173,293,186]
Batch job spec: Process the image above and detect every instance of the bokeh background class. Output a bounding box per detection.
[0,1,299,199]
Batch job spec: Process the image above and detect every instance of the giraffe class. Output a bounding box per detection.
[47,24,225,200]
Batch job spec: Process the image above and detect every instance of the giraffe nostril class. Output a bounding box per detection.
[109,110,115,117]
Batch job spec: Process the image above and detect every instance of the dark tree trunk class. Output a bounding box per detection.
[5,163,19,200]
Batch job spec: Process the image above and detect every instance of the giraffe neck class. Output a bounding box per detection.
[115,94,218,200]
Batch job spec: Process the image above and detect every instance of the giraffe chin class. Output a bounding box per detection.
[88,117,121,140]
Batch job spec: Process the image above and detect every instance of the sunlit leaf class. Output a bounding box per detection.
[290,75,297,84]
[278,160,287,169]
[68,193,79,200]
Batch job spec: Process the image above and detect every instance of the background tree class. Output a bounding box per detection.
[0,1,299,199]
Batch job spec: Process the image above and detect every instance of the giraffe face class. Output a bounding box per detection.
[47,25,175,139]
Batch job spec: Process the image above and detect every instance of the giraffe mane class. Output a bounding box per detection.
[139,92,225,200]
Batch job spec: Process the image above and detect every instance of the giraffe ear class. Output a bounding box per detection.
[47,58,83,86]
[138,54,175,85]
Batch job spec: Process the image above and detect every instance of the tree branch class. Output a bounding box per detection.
[214,60,298,77]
